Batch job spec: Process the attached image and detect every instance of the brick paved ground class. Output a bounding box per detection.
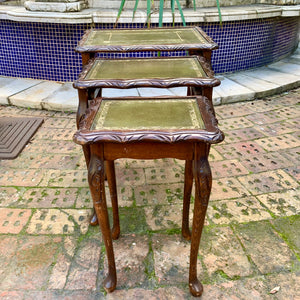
[0,88,299,299]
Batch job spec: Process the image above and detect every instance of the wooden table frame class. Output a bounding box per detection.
[75,26,218,66]
[73,55,220,226]
[73,96,224,297]
[73,55,220,129]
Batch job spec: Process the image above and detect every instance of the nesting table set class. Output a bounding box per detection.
[73,27,224,297]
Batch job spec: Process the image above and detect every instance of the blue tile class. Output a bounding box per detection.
[0,18,299,81]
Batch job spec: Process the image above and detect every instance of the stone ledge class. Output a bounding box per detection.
[1,52,300,111]
[0,4,299,23]
[24,0,87,12]
[0,6,94,23]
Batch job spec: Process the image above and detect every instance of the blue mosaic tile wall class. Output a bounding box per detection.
[0,17,299,82]
[205,18,300,74]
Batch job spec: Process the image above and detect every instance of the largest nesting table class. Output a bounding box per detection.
[73,95,224,297]
[73,54,221,227]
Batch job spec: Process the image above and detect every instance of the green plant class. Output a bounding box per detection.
[115,0,222,28]
[115,0,189,28]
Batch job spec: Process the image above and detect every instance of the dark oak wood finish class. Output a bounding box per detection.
[73,96,224,297]
[74,27,221,251]
[74,55,220,228]
[76,26,218,66]
[73,56,220,128]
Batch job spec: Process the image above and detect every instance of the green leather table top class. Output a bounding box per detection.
[91,98,204,131]
[85,28,206,46]
[76,27,217,52]
[85,57,206,80]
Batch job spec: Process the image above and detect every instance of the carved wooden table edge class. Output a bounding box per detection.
[74,96,224,145]
[73,95,225,297]
[73,55,218,90]
[73,55,220,129]
[75,26,219,54]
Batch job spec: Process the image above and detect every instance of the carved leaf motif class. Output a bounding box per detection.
[195,157,212,206]
[75,78,220,90]
[88,156,103,192]
[73,95,225,146]
[74,129,224,145]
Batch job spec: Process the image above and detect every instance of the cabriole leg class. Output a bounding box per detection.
[189,143,212,297]
[89,160,119,230]
[76,89,89,129]
[182,159,193,240]
[106,160,120,240]
[88,144,117,293]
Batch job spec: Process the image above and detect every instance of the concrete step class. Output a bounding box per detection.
[1,48,299,112]
[9,81,63,109]
[0,77,42,105]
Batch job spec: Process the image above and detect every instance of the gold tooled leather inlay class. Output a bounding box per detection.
[86,58,206,80]
[84,28,207,46]
[91,99,204,131]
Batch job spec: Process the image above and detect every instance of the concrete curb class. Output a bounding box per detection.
[1,47,299,112]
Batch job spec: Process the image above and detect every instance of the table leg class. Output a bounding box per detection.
[193,87,217,120]
[77,87,99,226]
[82,144,91,167]
[189,50,212,71]
[76,89,89,129]
[189,143,212,297]
[89,160,119,232]
[182,159,193,240]
[203,51,212,67]
[201,87,213,103]
[106,160,120,240]
[88,144,117,293]
[85,86,106,227]
[81,52,95,66]
[183,83,193,238]
[191,86,213,100]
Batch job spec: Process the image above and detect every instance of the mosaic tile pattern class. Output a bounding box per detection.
[0,21,88,82]
[0,17,299,81]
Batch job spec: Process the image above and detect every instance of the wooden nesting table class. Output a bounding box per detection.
[75,26,218,66]
[73,56,220,128]
[75,26,219,123]
[73,95,224,297]
[74,26,223,297]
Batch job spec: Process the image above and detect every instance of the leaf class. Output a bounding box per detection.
[132,0,140,19]
[114,0,126,28]
[215,0,222,26]
[269,286,280,294]
[171,0,175,26]
[175,0,186,26]
[147,0,151,27]
[159,0,164,27]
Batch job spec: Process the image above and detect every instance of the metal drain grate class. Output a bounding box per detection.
[0,117,43,159]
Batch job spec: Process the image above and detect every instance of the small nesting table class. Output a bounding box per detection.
[75,26,218,66]
[73,56,220,128]
[73,95,224,297]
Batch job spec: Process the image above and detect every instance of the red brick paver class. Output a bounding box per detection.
[0,88,299,299]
